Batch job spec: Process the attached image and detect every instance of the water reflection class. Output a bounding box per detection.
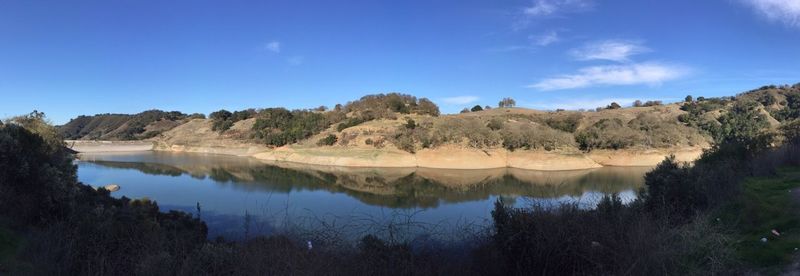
[78,152,649,209]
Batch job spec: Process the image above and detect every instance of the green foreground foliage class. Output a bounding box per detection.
[718,167,800,270]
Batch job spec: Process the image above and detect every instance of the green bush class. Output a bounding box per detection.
[500,122,575,151]
[575,119,642,151]
[404,118,416,130]
[337,117,368,132]
[317,134,338,146]
[487,118,504,131]
[252,108,329,146]
[544,113,582,133]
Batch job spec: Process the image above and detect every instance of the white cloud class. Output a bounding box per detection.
[287,56,304,65]
[265,41,281,53]
[529,63,689,91]
[570,40,650,62]
[741,0,800,28]
[441,96,479,105]
[532,30,560,46]
[524,0,593,18]
[515,0,593,29]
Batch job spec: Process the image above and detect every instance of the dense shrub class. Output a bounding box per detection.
[544,113,582,133]
[317,134,338,146]
[210,109,256,133]
[639,156,701,220]
[500,122,575,151]
[342,93,440,117]
[2,116,208,274]
[426,117,500,148]
[252,108,329,147]
[771,92,800,121]
[337,117,369,132]
[486,118,504,131]
[59,110,190,140]
[780,119,800,143]
[470,105,483,112]
[575,119,642,151]
[715,101,771,147]
[628,112,705,147]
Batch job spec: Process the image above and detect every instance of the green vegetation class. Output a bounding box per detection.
[210,109,257,132]
[252,108,329,147]
[1,113,206,274]
[337,117,369,132]
[498,97,516,108]
[500,122,575,151]
[543,113,582,133]
[576,118,642,150]
[317,134,338,146]
[58,109,191,140]
[9,84,800,274]
[717,168,800,270]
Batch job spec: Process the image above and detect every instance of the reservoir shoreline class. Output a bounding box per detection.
[67,140,703,171]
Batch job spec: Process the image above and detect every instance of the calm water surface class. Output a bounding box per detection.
[76,152,650,240]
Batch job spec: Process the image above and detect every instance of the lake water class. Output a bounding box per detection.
[76,151,651,240]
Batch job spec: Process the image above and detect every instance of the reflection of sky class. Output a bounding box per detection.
[77,154,645,240]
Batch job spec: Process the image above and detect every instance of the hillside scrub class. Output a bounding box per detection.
[500,121,575,151]
[59,110,191,140]
[210,109,257,133]
[57,85,800,156]
[252,108,330,147]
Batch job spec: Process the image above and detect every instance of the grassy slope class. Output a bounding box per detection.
[717,167,800,271]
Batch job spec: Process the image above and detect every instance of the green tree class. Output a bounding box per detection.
[606,102,622,109]
[471,105,483,112]
[715,100,771,150]
[498,97,516,108]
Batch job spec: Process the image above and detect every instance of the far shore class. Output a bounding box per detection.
[68,140,703,171]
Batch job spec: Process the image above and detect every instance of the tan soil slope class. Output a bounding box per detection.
[145,107,708,170]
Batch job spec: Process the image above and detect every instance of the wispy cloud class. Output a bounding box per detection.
[532,30,560,46]
[741,0,800,28]
[287,56,304,66]
[441,96,479,105]
[570,40,650,62]
[523,0,593,18]
[514,0,593,29]
[265,41,281,53]
[529,63,689,91]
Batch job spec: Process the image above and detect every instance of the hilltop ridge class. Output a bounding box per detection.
[60,84,800,169]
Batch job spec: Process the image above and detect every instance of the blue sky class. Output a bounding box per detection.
[1,0,799,124]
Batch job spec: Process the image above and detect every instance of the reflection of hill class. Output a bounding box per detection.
[79,152,648,209]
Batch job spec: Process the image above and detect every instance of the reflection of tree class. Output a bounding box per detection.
[87,161,184,177]
[83,158,647,209]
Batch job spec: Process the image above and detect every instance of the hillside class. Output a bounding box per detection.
[63,84,800,168]
[58,110,204,140]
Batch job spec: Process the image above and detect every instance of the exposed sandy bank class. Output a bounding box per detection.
[169,143,703,170]
[70,138,704,170]
[66,140,154,153]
